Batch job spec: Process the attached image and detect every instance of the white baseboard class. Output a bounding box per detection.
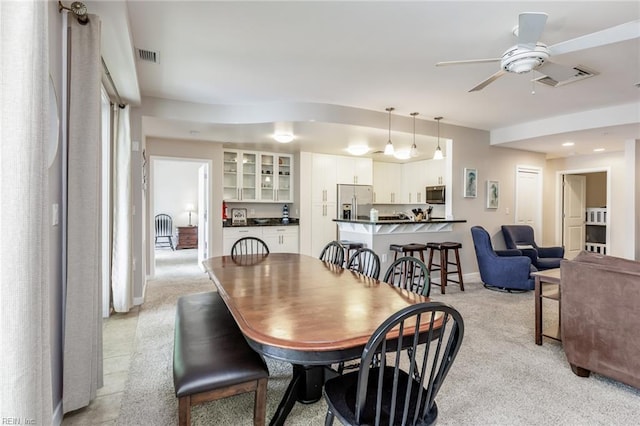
[52,400,63,426]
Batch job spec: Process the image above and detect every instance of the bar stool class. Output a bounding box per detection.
[340,240,364,266]
[389,243,427,262]
[426,242,464,294]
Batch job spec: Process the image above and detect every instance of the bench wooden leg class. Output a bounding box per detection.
[254,377,268,426]
[178,395,191,426]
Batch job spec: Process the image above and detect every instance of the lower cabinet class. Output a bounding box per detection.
[223,226,299,254]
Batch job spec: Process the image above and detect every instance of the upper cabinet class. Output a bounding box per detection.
[373,159,446,205]
[224,150,293,202]
[373,162,402,204]
[259,153,293,202]
[336,157,373,185]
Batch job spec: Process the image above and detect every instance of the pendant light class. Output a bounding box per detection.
[410,112,419,157]
[384,107,395,155]
[433,116,444,160]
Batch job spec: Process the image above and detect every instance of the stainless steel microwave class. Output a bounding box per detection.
[425,185,445,204]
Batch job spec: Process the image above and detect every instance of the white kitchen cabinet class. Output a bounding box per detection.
[311,154,338,203]
[222,227,263,254]
[336,156,373,185]
[401,160,429,204]
[224,150,294,202]
[223,150,258,201]
[373,162,403,204]
[425,159,445,186]
[262,226,299,253]
[311,202,337,257]
[259,153,294,202]
[223,225,299,254]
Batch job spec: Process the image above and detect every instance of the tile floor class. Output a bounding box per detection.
[61,306,140,425]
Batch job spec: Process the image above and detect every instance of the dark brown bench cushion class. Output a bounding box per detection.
[173,291,269,397]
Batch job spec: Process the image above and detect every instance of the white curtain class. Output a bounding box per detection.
[0,1,53,423]
[111,105,133,312]
[62,14,103,413]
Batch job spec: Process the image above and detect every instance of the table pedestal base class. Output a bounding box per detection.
[269,364,338,426]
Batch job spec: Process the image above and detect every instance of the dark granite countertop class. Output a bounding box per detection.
[333,218,466,225]
[223,218,300,227]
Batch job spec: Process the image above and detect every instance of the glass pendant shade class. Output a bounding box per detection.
[434,116,444,160]
[384,107,395,155]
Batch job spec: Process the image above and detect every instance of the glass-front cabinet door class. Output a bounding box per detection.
[225,150,292,202]
[223,150,258,201]
[240,152,257,201]
[223,151,240,200]
[276,155,292,202]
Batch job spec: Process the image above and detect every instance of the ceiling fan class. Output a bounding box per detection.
[436,13,640,92]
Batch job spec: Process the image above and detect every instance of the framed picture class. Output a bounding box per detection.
[463,168,478,198]
[487,180,499,208]
[231,208,247,225]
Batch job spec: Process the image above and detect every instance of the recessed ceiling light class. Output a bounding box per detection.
[346,145,369,156]
[562,142,574,147]
[393,149,411,160]
[593,148,605,152]
[273,133,294,143]
[189,130,200,135]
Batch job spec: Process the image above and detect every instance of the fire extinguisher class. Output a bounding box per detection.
[222,200,228,220]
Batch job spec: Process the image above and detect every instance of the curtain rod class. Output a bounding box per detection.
[102,57,126,108]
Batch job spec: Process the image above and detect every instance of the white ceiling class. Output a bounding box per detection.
[88,1,640,160]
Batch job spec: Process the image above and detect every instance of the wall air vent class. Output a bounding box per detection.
[136,48,160,64]
[533,65,598,87]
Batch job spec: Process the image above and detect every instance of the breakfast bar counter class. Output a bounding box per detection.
[333,218,467,272]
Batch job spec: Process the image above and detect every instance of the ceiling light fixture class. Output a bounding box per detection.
[593,148,605,152]
[346,145,370,156]
[384,107,395,155]
[562,142,575,147]
[273,133,294,143]
[433,116,444,160]
[410,112,419,157]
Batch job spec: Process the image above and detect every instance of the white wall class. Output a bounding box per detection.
[153,159,202,227]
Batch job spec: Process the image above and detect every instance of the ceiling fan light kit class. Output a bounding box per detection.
[436,12,640,92]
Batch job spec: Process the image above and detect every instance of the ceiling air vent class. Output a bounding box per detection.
[533,65,598,87]
[137,48,160,64]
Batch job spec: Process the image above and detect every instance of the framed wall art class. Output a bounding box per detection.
[487,180,499,209]
[463,168,477,198]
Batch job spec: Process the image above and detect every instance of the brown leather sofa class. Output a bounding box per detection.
[560,251,640,389]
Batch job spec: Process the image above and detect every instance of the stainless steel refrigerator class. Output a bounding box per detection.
[337,184,374,220]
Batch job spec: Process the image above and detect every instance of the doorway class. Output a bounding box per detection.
[515,165,543,238]
[149,157,210,277]
[557,169,609,260]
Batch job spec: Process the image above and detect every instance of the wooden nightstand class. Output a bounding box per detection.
[176,226,198,249]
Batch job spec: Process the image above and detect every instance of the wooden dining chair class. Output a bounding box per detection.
[383,256,431,297]
[155,213,175,250]
[231,237,270,257]
[319,240,345,266]
[347,248,381,280]
[324,301,465,426]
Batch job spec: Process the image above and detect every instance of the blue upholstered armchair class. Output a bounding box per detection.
[470,226,536,291]
[501,225,564,270]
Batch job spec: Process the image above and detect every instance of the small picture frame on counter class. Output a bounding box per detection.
[231,208,247,225]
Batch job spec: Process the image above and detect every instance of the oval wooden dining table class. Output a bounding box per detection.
[203,253,430,426]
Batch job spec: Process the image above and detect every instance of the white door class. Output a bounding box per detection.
[562,174,586,260]
[198,164,209,270]
[515,166,542,238]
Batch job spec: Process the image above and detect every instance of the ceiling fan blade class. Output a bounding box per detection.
[436,58,500,67]
[549,19,640,56]
[469,70,506,92]
[537,60,579,82]
[518,12,548,49]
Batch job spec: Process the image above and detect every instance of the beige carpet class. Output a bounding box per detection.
[118,249,640,425]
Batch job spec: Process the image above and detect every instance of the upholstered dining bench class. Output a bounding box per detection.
[173,291,269,426]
